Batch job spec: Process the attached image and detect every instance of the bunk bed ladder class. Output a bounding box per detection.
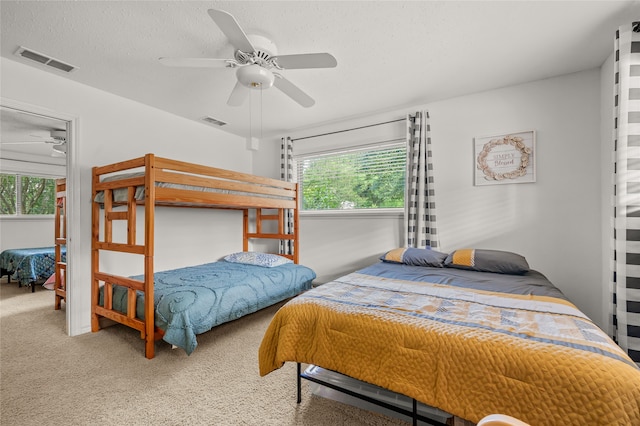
[244,206,299,263]
[92,168,154,358]
[54,179,66,310]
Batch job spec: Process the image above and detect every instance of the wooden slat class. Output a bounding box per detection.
[154,156,296,190]
[246,232,296,240]
[103,188,113,243]
[128,186,136,245]
[93,156,145,176]
[106,211,129,220]
[278,209,284,235]
[94,242,145,254]
[104,283,113,310]
[243,210,249,252]
[55,238,66,245]
[155,187,296,209]
[256,209,262,234]
[94,306,146,334]
[94,272,144,292]
[127,288,137,319]
[261,214,279,221]
[94,176,145,192]
[154,170,295,199]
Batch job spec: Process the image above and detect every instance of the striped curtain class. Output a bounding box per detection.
[613,21,640,363]
[279,137,294,255]
[405,111,439,249]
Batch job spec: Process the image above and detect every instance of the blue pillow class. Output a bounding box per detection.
[223,252,293,268]
[380,247,447,268]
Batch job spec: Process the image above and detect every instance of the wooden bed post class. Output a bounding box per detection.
[91,169,101,332]
[144,154,156,359]
[54,178,67,310]
[293,183,300,264]
[243,209,249,252]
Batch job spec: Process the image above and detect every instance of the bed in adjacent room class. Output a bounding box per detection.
[0,246,66,292]
[259,247,640,425]
[92,154,314,359]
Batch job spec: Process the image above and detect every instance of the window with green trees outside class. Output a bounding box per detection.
[296,143,406,211]
[0,173,57,215]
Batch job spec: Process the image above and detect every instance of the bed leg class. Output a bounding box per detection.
[297,362,302,404]
[31,282,35,293]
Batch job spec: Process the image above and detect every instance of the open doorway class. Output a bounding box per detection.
[0,101,76,335]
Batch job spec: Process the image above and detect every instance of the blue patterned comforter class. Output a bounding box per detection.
[105,260,316,355]
[0,247,66,286]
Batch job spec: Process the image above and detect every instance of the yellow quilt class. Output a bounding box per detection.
[259,272,640,425]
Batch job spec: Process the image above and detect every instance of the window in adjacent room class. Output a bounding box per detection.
[0,173,56,215]
[295,141,406,211]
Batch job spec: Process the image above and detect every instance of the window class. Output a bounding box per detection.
[0,173,57,215]
[295,142,406,211]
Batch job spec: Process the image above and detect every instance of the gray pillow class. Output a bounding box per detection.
[380,247,447,268]
[444,249,529,275]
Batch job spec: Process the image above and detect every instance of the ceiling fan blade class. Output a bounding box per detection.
[207,9,255,53]
[227,81,250,107]
[272,53,337,70]
[159,57,233,68]
[273,75,315,108]
[2,141,48,145]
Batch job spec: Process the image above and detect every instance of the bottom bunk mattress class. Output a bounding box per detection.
[259,261,640,425]
[102,260,316,355]
[0,246,66,286]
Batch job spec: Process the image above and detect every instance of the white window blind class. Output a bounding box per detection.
[295,140,406,211]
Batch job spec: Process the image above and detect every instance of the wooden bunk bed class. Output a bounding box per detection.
[91,153,313,359]
[54,178,66,309]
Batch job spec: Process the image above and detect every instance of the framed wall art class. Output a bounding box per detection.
[474,130,536,186]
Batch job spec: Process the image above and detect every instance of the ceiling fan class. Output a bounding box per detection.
[2,129,67,156]
[159,8,337,108]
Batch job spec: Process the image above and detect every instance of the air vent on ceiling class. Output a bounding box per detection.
[14,46,77,73]
[201,116,227,127]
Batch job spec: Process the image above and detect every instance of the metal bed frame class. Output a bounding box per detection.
[296,363,449,426]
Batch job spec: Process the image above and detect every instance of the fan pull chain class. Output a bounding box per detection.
[249,86,253,141]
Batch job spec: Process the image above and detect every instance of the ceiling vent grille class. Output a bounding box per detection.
[201,116,227,127]
[14,46,77,73]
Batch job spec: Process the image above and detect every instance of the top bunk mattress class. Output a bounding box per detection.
[93,172,293,204]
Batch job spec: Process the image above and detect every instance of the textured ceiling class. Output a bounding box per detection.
[1,0,639,145]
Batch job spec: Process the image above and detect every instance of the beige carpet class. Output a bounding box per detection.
[0,280,410,426]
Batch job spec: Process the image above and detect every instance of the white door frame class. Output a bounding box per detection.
[1,97,80,335]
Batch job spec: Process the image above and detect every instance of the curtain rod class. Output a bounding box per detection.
[291,118,405,142]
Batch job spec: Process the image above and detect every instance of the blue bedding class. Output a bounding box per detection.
[0,247,66,286]
[104,260,316,355]
[358,262,567,299]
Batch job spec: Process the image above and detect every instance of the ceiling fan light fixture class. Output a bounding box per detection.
[236,65,274,89]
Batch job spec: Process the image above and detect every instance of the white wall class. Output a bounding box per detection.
[430,69,602,326]
[255,68,605,328]
[0,218,56,250]
[1,58,249,335]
